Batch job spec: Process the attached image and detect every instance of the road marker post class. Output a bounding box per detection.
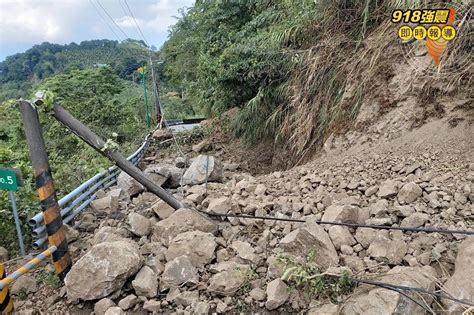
[0,168,25,256]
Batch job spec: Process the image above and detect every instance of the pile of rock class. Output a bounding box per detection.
[11,145,473,314]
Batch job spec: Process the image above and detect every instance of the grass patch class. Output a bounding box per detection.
[238,267,259,294]
[278,251,355,302]
[36,271,61,289]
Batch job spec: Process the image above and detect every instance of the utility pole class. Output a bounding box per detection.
[150,59,164,126]
[18,101,71,280]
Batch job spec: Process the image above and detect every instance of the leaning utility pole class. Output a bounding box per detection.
[18,101,71,280]
[35,101,183,210]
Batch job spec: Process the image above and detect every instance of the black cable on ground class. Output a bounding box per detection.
[355,278,474,307]
[200,211,474,236]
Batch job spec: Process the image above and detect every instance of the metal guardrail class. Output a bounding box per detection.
[29,134,151,249]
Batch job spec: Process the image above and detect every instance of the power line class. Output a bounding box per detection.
[96,0,130,40]
[90,0,122,42]
[122,0,150,47]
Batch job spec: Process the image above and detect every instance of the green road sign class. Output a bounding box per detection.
[0,168,21,191]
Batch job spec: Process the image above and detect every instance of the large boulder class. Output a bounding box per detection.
[152,208,217,246]
[279,221,338,270]
[182,155,222,185]
[442,237,474,313]
[65,241,143,301]
[165,231,217,267]
[341,266,437,314]
[117,172,144,196]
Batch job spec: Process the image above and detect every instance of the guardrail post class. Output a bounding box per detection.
[18,101,71,280]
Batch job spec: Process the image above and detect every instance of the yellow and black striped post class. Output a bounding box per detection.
[18,101,71,280]
[0,263,13,313]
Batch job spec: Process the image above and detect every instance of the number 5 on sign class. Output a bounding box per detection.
[0,168,25,256]
[0,169,22,190]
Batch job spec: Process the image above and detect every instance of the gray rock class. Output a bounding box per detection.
[161,256,198,289]
[128,213,151,236]
[397,182,422,203]
[193,301,211,314]
[341,266,437,314]
[377,180,399,198]
[367,236,407,265]
[132,266,158,298]
[400,213,429,228]
[365,185,379,197]
[182,155,222,185]
[174,290,199,306]
[63,224,79,243]
[65,241,143,301]
[167,166,184,188]
[354,228,379,248]
[265,279,289,310]
[223,163,240,172]
[11,274,38,295]
[153,208,217,246]
[442,237,474,313]
[118,294,138,310]
[255,184,267,196]
[94,298,115,315]
[117,172,144,196]
[328,226,356,249]
[207,261,250,296]
[91,195,119,213]
[322,204,359,224]
[279,221,338,270]
[144,165,171,186]
[308,303,339,315]
[91,227,129,245]
[207,197,231,215]
[166,231,217,267]
[0,246,8,261]
[249,287,266,301]
[368,199,388,217]
[153,128,172,140]
[105,306,126,315]
[143,300,161,312]
[231,240,259,264]
[151,200,175,220]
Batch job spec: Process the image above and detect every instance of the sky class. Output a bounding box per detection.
[0,0,195,61]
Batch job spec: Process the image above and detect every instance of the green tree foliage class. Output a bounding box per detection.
[160,0,394,146]
[0,67,147,254]
[0,39,149,101]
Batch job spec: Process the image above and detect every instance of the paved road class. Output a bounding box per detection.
[168,123,200,132]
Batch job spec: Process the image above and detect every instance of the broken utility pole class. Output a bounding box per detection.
[35,100,183,210]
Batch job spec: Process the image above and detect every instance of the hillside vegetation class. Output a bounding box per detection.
[0,39,149,101]
[160,0,470,156]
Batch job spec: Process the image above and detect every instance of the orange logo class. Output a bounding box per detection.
[426,7,456,65]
